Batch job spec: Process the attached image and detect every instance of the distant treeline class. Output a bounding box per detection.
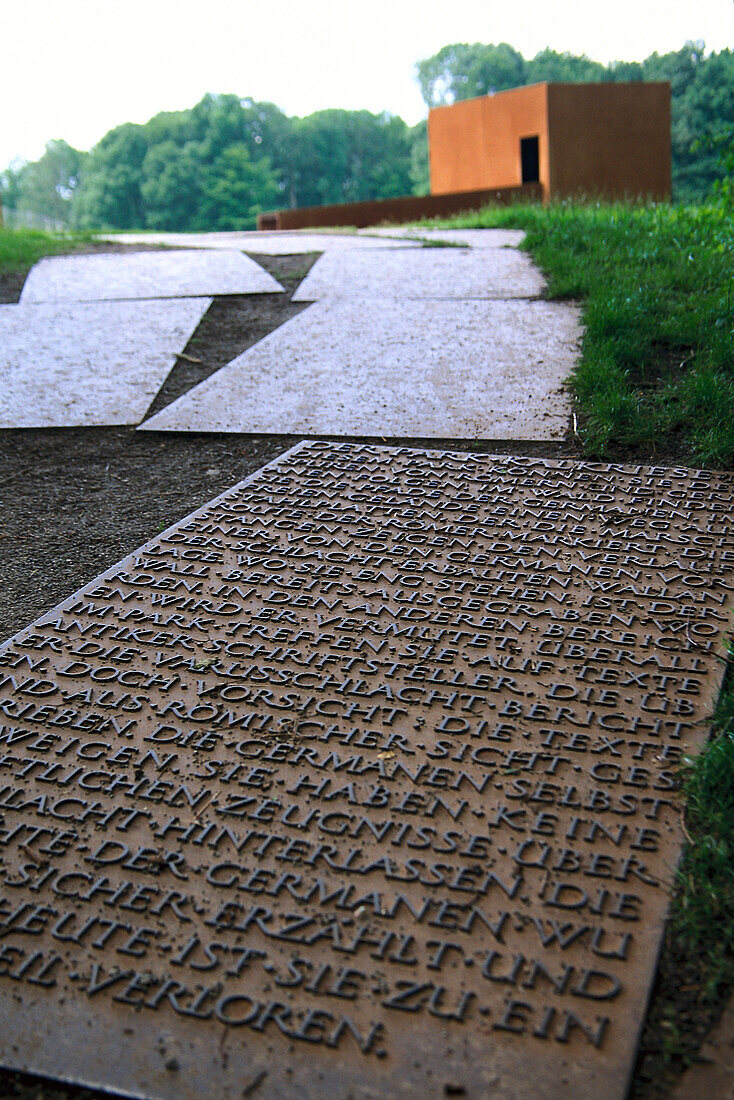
[2,41,731,230]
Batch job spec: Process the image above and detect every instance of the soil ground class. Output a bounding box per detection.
[0,243,727,1099]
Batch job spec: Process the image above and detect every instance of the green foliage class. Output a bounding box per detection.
[436,199,734,466]
[415,42,526,106]
[527,48,607,84]
[198,145,281,230]
[140,141,204,231]
[661,45,734,202]
[416,40,734,202]
[414,40,612,105]
[413,41,607,103]
[3,93,413,232]
[710,127,734,209]
[0,140,85,228]
[285,110,412,209]
[409,119,430,196]
[71,122,148,229]
[674,657,734,1000]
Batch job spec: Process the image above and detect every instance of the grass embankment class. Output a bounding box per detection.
[676,671,734,996]
[634,666,734,1088]
[439,201,734,468]
[673,664,734,981]
[0,226,94,274]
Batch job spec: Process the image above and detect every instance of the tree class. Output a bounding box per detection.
[72,123,148,228]
[606,59,644,82]
[410,120,430,196]
[286,110,412,209]
[140,141,205,230]
[198,145,281,229]
[69,93,296,228]
[656,46,734,201]
[526,49,606,85]
[0,140,85,227]
[415,42,526,107]
[641,40,706,98]
[0,161,25,222]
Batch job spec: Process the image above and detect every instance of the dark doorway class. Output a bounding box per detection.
[520,136,540,184]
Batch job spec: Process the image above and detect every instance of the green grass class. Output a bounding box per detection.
[432,200,734,467]
[0,226,95,274]
[674,658,734,1002]
[630,653,734,1084]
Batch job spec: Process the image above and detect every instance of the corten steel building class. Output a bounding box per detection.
[428,81,672,203]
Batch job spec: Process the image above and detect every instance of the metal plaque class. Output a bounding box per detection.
[0,441,731,1099]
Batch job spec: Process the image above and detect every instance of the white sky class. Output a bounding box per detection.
[1,0,732,171]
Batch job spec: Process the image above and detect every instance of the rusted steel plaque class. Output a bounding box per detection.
[0,442,732,1100]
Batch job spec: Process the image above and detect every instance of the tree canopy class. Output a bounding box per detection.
[1,140,85,228]
[1,94,422,231]
[2,42,732,228]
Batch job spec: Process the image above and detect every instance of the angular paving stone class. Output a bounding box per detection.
[96,231,421,254]
[21,248,282,303]
[0,298,210,427]
[0,441,731,1100]
[362,226,527,248]
[140,297,578,438]
[240,233,421,255]
[292,246,545,301]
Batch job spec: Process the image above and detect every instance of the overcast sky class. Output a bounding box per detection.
[2,0,732,170]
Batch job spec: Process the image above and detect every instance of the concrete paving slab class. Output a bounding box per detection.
[96,231,421,254]
[20,248,282,303]
[292,245,545,301]
[362,226,526,248]
[242,233,421,254]
[140,297,579,437]
[0,298,210,427]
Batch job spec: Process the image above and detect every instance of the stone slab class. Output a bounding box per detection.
[241,234,421,255]
[0,298,210,427]
[362,227,527,248]
[292,246,545,301]
[20,249,283,303]
[96,232,421,254]
[140,298,578,438]
[0,441,732,1100]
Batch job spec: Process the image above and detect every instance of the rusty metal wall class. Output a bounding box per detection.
[547,82,671,201]
[429,84,550,197]
[256,184,542,231]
